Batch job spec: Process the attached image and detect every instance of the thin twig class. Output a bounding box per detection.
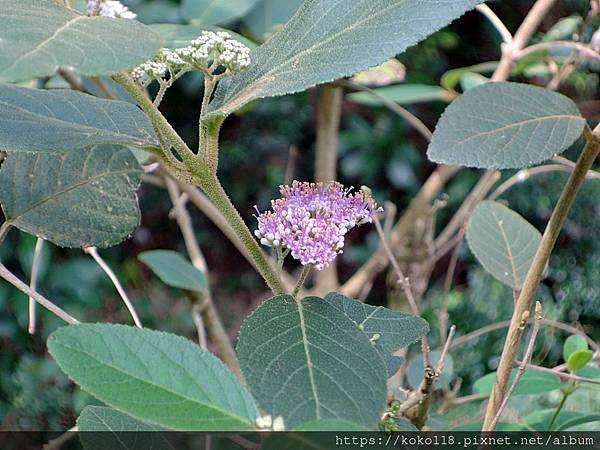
[28,238,44,334]
[516,41,600,63]
[476,4,513,44]
[84,247,142,328]
[192,304,208,351]
[340,165,459,298]
[520,362,600,385]
[164,175,243,379]
[489,302,543,430]
[491,0,560,81]
[340,80,435,142]
[449,318,600,354]
[553,155,600,179]
[0,262,79,324]
[42,426,77,450]
[293,265,313,298]
[436,325,457,376]
[0,222,11,245]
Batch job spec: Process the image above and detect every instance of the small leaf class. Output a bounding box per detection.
[325,292,429,376]
[466,201,542,289]
[459,72,489,91]
[48,324,258,431]
[563,334,589,362]
[181,0,262,25]
[0,0,162,82]
[407,350,454,390]
[525,409,600,431]
[347,84,451,106]
[427,82,586,169]
[209,0,485,115]
[0,145,141,248]
[567,350,593,373]
[351,59,405,87]
[138,250,206,292]
[0,85,158,153]
[236,295,387,429]
[440,61,498,90]
[473,369,562,396]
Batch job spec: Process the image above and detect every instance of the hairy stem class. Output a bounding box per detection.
[194,171,287,295]
[113,72,286,295]
[483,127,600,430]
[293,265,313,298]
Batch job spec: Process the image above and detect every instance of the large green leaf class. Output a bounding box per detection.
[525,409,600,431]
[0,145,141,248]
[324,292,428,376]
[236,295,387,429]
[0,0,161,83]
[209,0,484,115]
[427,82,586,169]
[48,324,258,431]
[138,250,206,292]
[466,201,542,289]
[242,0,303,40]
[473,369,562,396]
[181,0,262,25]
[347,84,451,106]
[0,85,158,153]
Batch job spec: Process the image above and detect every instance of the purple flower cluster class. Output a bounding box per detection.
[255,181,381,271]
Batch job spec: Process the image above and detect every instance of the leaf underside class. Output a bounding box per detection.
[0,0,162,82]
[466,201,542,289]
[0,145,142,248]
[427,82,586,169]
[209,0,484,115]
[0,85,158,153]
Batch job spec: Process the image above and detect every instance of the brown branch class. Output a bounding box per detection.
[483,127,600,430]
[313,83,343,294]
[164,176,243,380]
[489,302,543,430]
[520,362,600,386]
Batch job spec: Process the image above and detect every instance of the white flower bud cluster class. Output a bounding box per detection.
[255,414,285,431]
[130,31,251,85]
[131,61,168,84]
[87,0,137,19]
[175,31,251,72]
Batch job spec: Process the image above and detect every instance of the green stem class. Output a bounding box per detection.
[113,72,286,295]
[193,169,287,295]
[293,265,312,298]
[483,126,600,430]
[547,384,574,431]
